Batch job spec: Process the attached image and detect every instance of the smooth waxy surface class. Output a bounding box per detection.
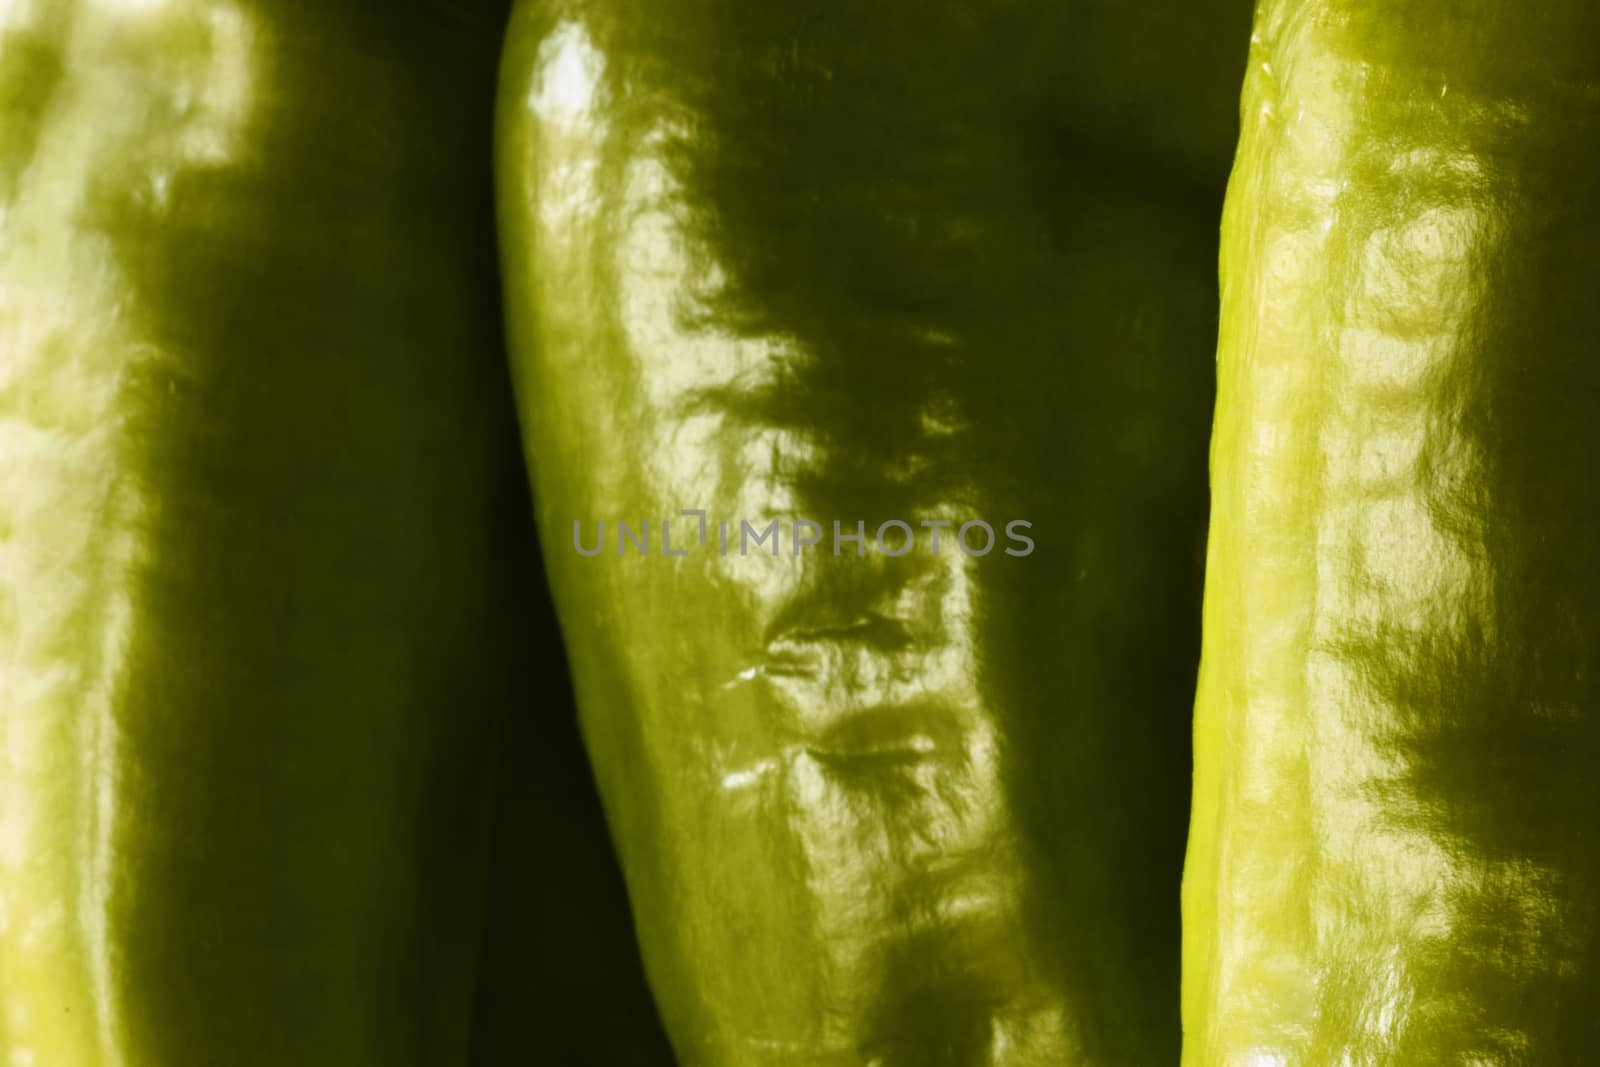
[499,1,1247,1062]
[1184,1,1600,1061]
[1,2,516,1063]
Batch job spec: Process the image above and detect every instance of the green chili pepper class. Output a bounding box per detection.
[0,3,518,1064]
[497,1,1248,1061]
[1183,1,1600,1060]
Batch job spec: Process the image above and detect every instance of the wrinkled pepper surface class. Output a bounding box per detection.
[498,0,1248,1062]
[1184,0,1600,1061]
[1,2,520,1064]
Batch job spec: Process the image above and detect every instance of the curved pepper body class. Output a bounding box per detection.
[1183,1,1600,1061]
[498,1,1246,1062]
[1,2,515,1064]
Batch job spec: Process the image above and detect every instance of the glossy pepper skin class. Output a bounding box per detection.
[1183,1,1600,1061]
[1,2,518,1064]
[498,1,1248,1062]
